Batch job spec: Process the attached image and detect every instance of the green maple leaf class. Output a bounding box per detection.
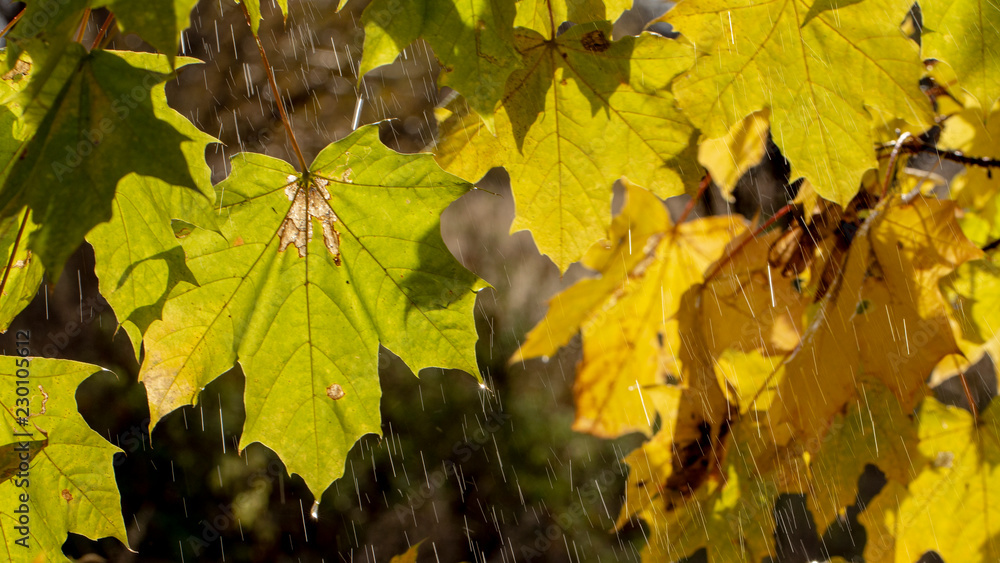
[138,125,484,497]
[436,22,697,270]
[5,0,198,96]
[514,0,632,37]
[664,0,932,205]
[0,61,43,332]
[0,211,44,333]
[360,0,521,128]
[0,358,127,561]
[922,0,1000,111]
[86,54,218,360]
[0,48,199,279]
[4,0,91,130]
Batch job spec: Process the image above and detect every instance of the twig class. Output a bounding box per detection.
[703,203,794,283]
[877,138,1000,170]
[677,172,712,224]
[91,12,115,50]
[74,8,92,43]
[237,1,307,172]
[881,132,912,199]
[0,9,24,40]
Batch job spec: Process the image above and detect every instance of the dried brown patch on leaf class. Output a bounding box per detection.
[580,30,610,52]
[1,59,31,81]
[278,176,342,264]
[326,383,345,400]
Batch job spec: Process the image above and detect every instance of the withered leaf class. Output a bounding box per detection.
[278,176,342,264]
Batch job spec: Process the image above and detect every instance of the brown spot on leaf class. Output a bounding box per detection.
[61,489,72,502]
[12,250,31,269]
[326,384,345,400]
[581,30,610,53]
[2,59,31,81]
[232,236,244,247]
[278,177,342,265]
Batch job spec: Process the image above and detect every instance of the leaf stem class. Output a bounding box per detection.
[703,203,794,283]
[546,0,557,39]
[74,8,92,43]
[0,209,31,304]
[91,12,115,50]
[677,172,712,224]
[0,9,23,40]
[237,1,308,172]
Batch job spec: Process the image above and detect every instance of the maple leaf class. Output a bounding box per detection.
[360,0,521,128]
[697,226,809,360]
[5,0,199,126]
[664,0,932,205]
[633,380,919,562]
[108,0,201,66]
[801,379,920,534]
[861,396,1000,563]
[615,383,731,525]
[514,0,633,37]
[616,196,981,562]
[697,110,770,199]
[514,183,744,437]
[0,358,127,561]
[0,48,199,279]
[0,64,43,332]
[436,23,698,270]
[771,196,983,448]
[0,211,44,334]
[935,249,1000,386]
[632,412,776,562]
[138,125,484,498]
[3,0,91,130]
[938,108,1000,233]
[922,0,1000,112]
[86,53,218,360]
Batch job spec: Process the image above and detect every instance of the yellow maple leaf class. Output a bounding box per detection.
[697,110,771,200]
[514,183,745,437]
[771,196,983,447]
